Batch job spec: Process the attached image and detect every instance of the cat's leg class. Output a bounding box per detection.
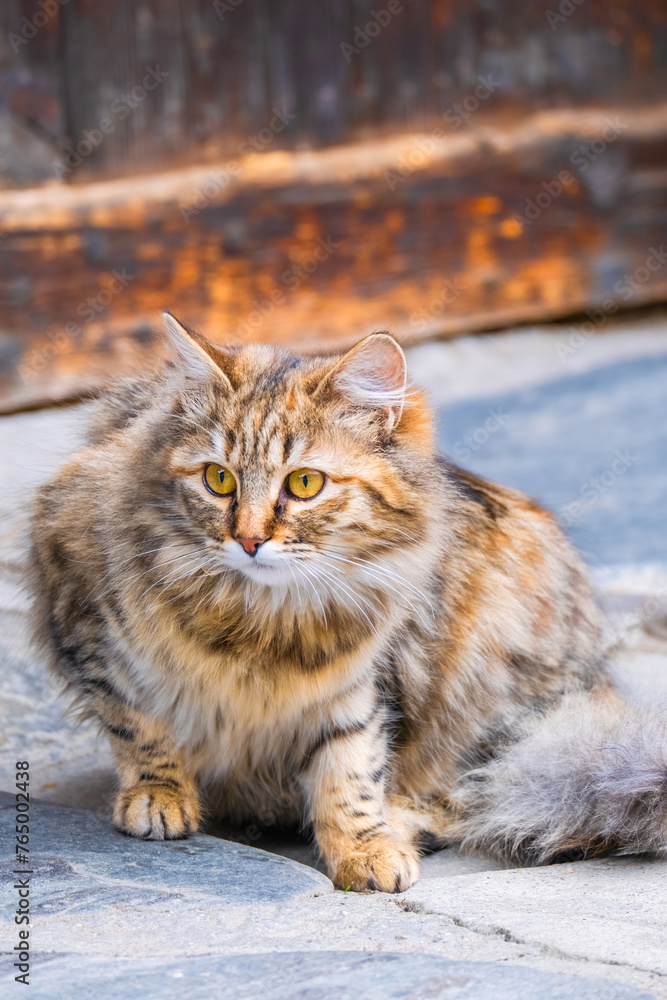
[95,695,201,840]
[299,692,420,892]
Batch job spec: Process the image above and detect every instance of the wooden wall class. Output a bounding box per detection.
[3,0,666,184]
[1,1,666,410]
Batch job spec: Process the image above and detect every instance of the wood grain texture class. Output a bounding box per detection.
[2,0,667,411]
[2,0,667,185]
[2,104,667,411]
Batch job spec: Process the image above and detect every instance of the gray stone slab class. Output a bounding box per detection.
[435,352,667,569]
[0,951,653,1000]
[207,826,506,879]
[0,793,331,907]
[405,317,667,409]
[0,603,116,815]
[401,858,667,975]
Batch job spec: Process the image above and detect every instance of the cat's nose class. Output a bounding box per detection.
[236,537,267,557]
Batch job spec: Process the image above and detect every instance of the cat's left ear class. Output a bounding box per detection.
[162,311,233,389]
[315,332,407,432]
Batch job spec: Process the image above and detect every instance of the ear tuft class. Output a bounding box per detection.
[162,312,231,387]
[321,332,407,431]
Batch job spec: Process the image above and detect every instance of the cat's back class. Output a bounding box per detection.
[27,384,148,674]
[84,371,165,445]
[434,456,604,694]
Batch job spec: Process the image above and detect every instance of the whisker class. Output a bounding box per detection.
[125,550,207,597]
[287,562,304,610]
[94,545,178,586]
[322,549,429,595]
[161,412,219,436]
[121,548,204,586]
[348,521,422,546]
[306,564,380,636]
[296,562,328,627]
[310,571,379,639]
[136,556,214,604]
[320,550,435,618]
[314,550,434,630]
[96,545,205,597]
[310,563,378,614]
[383,526,422,544]
[156,559,219,605]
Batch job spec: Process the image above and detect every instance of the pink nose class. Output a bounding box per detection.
[237,537,266,557]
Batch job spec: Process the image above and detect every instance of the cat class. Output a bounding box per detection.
[28,312,667,891]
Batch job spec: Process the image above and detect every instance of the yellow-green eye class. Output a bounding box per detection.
[203,464,237,496]
[286,468,325,500]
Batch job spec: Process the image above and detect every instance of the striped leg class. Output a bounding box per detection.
[102,706,200,840]
[300,692,420,892]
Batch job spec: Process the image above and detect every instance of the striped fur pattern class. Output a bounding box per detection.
[28,314,667,890]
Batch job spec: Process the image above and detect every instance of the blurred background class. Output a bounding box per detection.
[0,0,666,576]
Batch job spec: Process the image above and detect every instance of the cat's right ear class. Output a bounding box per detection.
[162,312,232,389]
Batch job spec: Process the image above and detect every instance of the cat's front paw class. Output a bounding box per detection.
[333,838,420,893]
[113,783,200,840]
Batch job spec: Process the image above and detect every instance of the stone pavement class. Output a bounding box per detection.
[1,314,667,998]
[0,794,664,999]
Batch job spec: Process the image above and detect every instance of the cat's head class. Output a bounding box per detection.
[120,313,440,617]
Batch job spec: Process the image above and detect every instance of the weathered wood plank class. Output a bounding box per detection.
[1,104,667,411]
[2,0,667,186]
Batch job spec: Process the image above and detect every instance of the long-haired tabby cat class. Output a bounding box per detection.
[29,313,667,891]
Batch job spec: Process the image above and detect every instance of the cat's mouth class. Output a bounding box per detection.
[241,559,278,576]
[221,543,292,587]
[219,538,321,589]
[235,558,299,588]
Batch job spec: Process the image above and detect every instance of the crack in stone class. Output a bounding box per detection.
[439,911,665,980]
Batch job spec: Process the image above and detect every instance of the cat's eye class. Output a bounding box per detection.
[203,464,237,496]
[286,468,325,500]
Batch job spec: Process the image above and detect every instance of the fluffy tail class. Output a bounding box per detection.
[453,689,667,864]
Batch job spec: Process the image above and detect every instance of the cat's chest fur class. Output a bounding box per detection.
[109,598,384,780]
